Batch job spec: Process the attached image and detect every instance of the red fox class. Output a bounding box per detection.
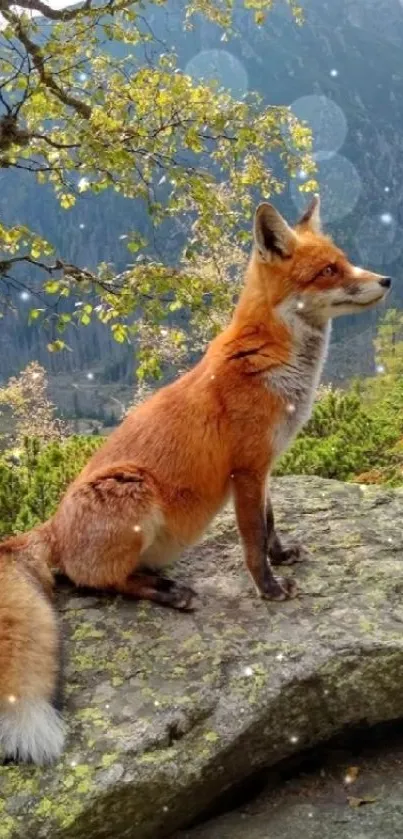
[0,196,391,764]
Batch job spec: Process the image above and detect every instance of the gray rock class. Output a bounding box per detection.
[175,727,403,839]
[1,477,403,839]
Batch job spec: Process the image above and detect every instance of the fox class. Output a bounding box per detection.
[0,195,391,765]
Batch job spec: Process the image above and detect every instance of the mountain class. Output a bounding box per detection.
[1,0,402,417]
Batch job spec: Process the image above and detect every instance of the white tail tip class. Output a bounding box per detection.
[0,699,65,765]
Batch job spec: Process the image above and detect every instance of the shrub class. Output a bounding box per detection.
[0,435,103,538]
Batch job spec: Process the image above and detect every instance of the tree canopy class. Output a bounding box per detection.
[0,0,311,377]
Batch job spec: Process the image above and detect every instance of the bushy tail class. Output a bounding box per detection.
[0,525,65,765]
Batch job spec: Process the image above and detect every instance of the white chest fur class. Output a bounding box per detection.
[267,307,331,461]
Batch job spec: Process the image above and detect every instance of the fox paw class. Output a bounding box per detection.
[270,541,308,566]
[260,576,298,601]
[166,582,198,611]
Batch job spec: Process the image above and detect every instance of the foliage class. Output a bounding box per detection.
[0,434,103,537]
[277,310,403,486]
[0,360,70,446]
[373,308,403,379]
[275,387,394,481]
[0,0,313,378]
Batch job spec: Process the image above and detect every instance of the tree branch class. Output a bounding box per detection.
[2,8,92,118]
[0,0,136,22]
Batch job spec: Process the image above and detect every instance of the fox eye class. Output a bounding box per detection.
[322,264,337,277]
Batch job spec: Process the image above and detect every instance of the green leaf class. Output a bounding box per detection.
[28,308,43,323]
[44,281,61,295]
[111,323,128,343]
[47,340,67,352]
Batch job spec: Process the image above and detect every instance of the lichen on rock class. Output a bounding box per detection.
[1,477,403,838]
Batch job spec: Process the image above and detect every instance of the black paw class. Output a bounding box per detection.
[164,582,198,611]
[260,576,298,601]
[270,541,309,566]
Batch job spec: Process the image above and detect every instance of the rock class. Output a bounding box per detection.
[175,724,403,839]
[2,476,403,839]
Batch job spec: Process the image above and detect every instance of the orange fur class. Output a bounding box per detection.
[0,196,391,763]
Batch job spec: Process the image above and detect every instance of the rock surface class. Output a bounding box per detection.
[2,476,403,839]
[175,724,403,839]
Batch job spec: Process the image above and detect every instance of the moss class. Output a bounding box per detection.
[181,635,204,652]
[35,797,54,818]
[73,764,93,779]
[101,753,120,769]
[230,664,271,706]
[112,648,131,663]
[49,797,85,831]
[136,747,178,766]
[72,624,106,641]
[71,652,104,671]
[359,616,375,633]
[204,731,219,743]
[0,816,17,839]
[33,765,96,831]
[119,629,136,640]
[75,707,109,730]
[0,766,42,798]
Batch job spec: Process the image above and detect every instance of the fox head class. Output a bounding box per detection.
[251,196,391,323]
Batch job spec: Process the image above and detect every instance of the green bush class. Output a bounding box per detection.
[276,387,398,482]
[0,435,104,538]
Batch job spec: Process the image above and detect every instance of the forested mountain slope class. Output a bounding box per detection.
[1,0,402,417]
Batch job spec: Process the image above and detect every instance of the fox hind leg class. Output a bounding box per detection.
[117,572,196,611]
[55,465,196,610]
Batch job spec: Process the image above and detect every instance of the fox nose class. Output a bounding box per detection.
[379,277,392,289]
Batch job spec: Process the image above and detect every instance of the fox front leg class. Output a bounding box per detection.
[233,471,297,600]
[265,495,307,566]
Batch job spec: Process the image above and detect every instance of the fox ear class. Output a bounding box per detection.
[297,194,322,234]
[253,203,297,261]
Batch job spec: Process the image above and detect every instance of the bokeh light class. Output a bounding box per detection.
[354,213,403,266]
[290,95,347,156]
[185,50,248,99]
[78,176,89,192]
[290,154,362,223]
